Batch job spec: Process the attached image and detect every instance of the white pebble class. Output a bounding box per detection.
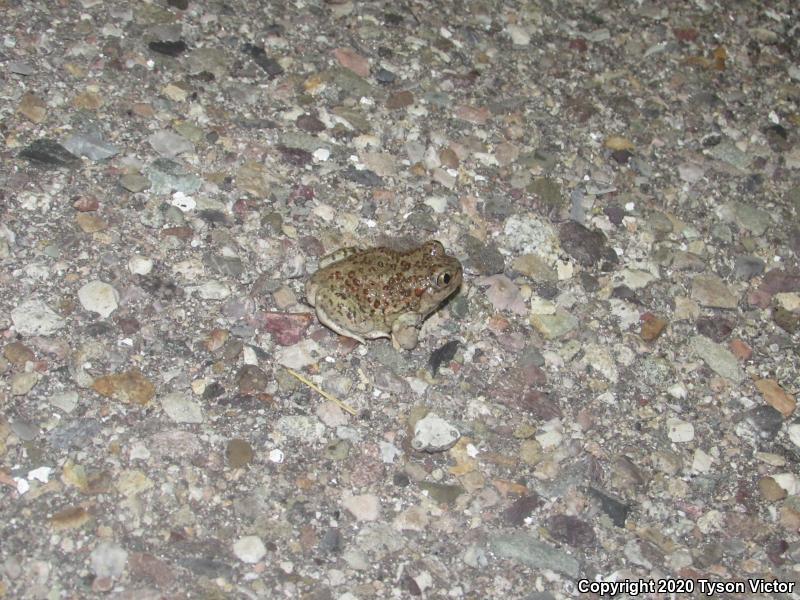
[788,423,800,448]
[667,383,688,400]
[691,449,713,473]
[160,392,204,424]
[50,390,79,413]
[379,441,401,464]
[14,478,30,495]
[170,192,196,212]
[667,417,694,443]
[507,24,530,45]
[342,493,381,521]
[772,473,800,495]
[233,536,267,564]
[78,280,119,318]
[556,260,574,280]
[11,299,66,336]
[423,195,447,213]
[28,466,52,483]
[190,280,230,300]
[313,148,330,162]
[412,414,460,452]
[90,542,128,578]
[128,255,153,275]
[536,429,562,450]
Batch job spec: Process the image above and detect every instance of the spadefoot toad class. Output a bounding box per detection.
[305,240,462,349]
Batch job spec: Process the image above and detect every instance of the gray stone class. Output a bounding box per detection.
[10,61,34,75]
[733,255,765,280]
[717,202,771,236]
[689,335,744,382]
[275,416,326,440]
[62,133,119,161]
[50,391,79,413]
[48,419,102,450]
[707,141,751,171]
[160,392,204,423]
[10,419,38,441]
[148,130,194,158]
[691,274,738,309]
[530,310,578,339]
[488,533,580,577]
[146,159,202,195]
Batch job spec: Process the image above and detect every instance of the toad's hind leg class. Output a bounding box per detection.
[314,293,367,344]
[318,247,361,269]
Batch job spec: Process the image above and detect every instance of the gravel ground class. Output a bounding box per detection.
[2,0,800,598]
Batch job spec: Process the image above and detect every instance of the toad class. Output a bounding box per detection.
[305,240,462,349]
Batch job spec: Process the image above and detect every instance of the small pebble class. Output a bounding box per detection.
[233,536,267,563]
[691,274,738,309]
[690,335,744,382]
[90,542,128,578]
[11,299,66,336]
[411,414,460,452]
[50,390,79,413]
[667,417,694,443]
[78,280,119,318]
[3,341,35,365]
[226,438,254,468]
[161,392,204,423]
[342,493,381,521]
[10,371,39,396]
[92,370,155,405]
[789,423,800,449]
[128,255,154,275]
[506,24,531,45]
[755,379,795,418]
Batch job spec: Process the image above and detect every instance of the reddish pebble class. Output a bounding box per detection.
[728,338,752,360]
[673,28,700,42]
[233,198,256,214]
[117,317,141,335]
[255,312,314,346]
[454,104,490,125]
[73,195,99,212]
[372,189,396,203]
[569,38,588,52]
[161,226,193,239]
[386,90,414,109]
[640,313,668,341]
[92,576,114,592]
[332,47,369,77]
[746,289,772,309]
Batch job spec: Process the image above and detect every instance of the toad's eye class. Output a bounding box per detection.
[437,272,452,286]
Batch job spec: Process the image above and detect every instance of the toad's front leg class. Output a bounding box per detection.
[391,313,422,350]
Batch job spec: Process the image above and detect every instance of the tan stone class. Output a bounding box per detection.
[755,378,795,417]
[92,370,155,405]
